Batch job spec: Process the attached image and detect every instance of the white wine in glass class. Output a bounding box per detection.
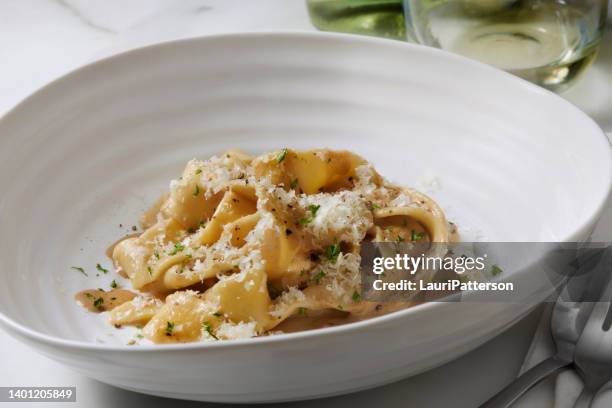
[307,0,406,40]
[404,0,608,91]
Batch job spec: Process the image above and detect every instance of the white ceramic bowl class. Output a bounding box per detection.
[0,33,610,403]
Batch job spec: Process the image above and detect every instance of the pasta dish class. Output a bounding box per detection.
[76,149,455,343]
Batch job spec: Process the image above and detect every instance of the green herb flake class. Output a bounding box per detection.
[195,168,202,175]
[154,250,160,259]
[313,271,326,284]
[192,185,200,197]
[396,235,405,243]
[93,297,104,311]
[85,293,94,299]
[491,264,503,276]
[71,266,87,276]
[352,291,361,302]
[147,266,153,275]
[96,263,109,274]
[203,321,218,339]
[110,280,118,289]
[411,230,426,241]
[168,242,185,255]
[325,242,341,264]
[165,321,175,336]
[276,148,288,163]
[290,178,298,189]
[308,204,320,217]
[136,334,144,339]
[299,204,322,226]
[212,312,222,318]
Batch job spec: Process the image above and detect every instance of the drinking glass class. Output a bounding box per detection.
[306,0,406,40]
[403,0,609,91]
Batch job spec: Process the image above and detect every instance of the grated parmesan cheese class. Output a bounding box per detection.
[390,192,412,207]
[216,321,258,340]
[269,287,306,318]
[299,191,373,245]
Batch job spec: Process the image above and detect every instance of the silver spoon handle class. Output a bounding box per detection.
[478,357,570,408]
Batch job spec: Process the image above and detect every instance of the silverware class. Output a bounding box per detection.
[480,247,610,408]
[572,248,612,408]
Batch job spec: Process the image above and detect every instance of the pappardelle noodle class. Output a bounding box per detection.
[77,149,455,343]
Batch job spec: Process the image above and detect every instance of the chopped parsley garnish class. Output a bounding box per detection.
[195,168,202,175]
[96,263,108,274]
[352,291,362,302]
[491,264,503,276]
[165,321,175,336]
[168,242,185,255]
[276,148,288,163]
[298,307,307,316]
[85,293,94,299]
[93,297,104,311]
[212,312,222,318]
[71,266,87,276]
[136,333,144,339]
[147,266,153,275]
[299,204,321,225]
[154,250,160,259]
[290,178,298,189]
[372,203,381,209]
[110,280,118,289]
[203,321,218,339]
[411,230,426,241]
[192,185,200,197]
[325,242,341,264]
[396,235,405,243]
[308,204,320,217]
[312,271,326,284]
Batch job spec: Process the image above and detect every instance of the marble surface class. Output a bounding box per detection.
[1,0,611,131]
[0,1,611,407]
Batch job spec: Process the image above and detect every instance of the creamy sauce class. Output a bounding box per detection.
[75,289,136,313]
[276,301,413,333]
[139,193,168,229]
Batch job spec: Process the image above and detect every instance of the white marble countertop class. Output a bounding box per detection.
[0,1,611,407]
